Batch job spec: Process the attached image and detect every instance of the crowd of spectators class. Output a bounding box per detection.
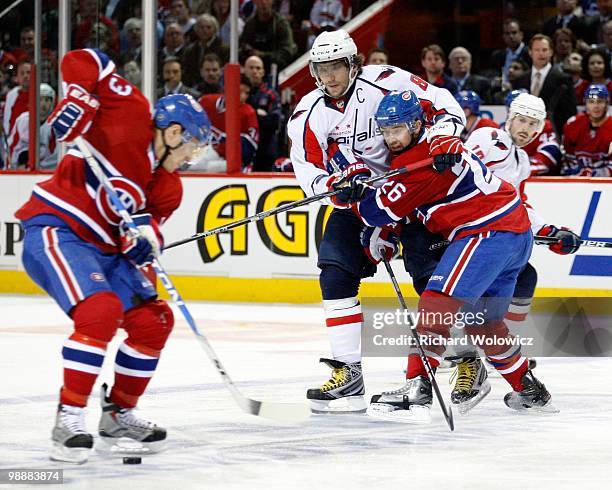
[0,0,609,176]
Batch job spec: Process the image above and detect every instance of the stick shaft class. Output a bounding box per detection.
[381,257,454,431]
[163,158,433,251]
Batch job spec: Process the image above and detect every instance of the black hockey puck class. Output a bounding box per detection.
[123,457,142,464]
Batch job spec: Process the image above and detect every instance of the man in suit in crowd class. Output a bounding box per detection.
[448,47,492,102]
[542,0,587,41]
[513,34,577,134]
[491,19,532,84]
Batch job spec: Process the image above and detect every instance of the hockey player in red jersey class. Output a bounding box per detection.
[349,90,556,423]
[562,84,612,177]
[454,90,499,142]
[15,49,210,463]
[198,75,259,171]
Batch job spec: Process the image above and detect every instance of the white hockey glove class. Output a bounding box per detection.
[119,213,162,267]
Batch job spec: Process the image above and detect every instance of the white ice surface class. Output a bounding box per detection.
[1,295,611,490]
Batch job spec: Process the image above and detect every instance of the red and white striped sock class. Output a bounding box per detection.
[323,297,363,363]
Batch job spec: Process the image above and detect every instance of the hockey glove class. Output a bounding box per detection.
[48,85,100,142]
[274,157,293,172]
[119,213,162,267]
[326,161,372,208]
[536,225,581,255]
[427,121,465,172]
[360,224,400,264]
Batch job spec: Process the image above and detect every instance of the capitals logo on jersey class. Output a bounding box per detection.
[95,176,146,226]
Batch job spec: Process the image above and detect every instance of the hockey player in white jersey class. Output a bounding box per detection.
[439,93,581,414]
[287,29,466,413]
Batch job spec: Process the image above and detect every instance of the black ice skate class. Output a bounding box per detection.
[367,375,433,424]
[50,403,94,464]
[504,371,558,413]
[98,383,166,454]
[450,357,491,414]
[307,358,366,413]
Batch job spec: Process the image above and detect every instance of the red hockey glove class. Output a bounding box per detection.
[427,121,465,172]
[326,161,372,208]
[274,157,293,172]
[536,225,581,255]
[48,85,100,142]
[360,224,400,264]
[119,214,163,267]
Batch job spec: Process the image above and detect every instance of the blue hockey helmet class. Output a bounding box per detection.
[504,88,528,108]
[375,90,424,132]
[584,83,609,103]
[455,90,482,115]
[154,94,211,145]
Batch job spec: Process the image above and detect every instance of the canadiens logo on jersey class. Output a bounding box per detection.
[95,176,146,225]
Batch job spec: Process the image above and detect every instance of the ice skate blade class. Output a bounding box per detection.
[505,395,560,414]
[310,396,367,414]
[50,442,90,464]
[97,436,165,455]
[454,380,492,415]
[366,403,432,424]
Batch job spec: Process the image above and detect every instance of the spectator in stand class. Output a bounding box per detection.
[182,14,229,87]
[543,1,587,42]
[85,21,119,64]
[6,83,57,170]
[197,75,259,172]
[3,61,30,142]
[584,0,612,44]
[454,90,499,142]
[122,60,142,88]
[120,18,143,65]
[513,34,577,135]
[562,84,611,176]
[40,49,58,92]
[505,89,563,175]
[563,51,585,89]
[552,28,577,68]
[575,47,612,101]
[158,22,186,79]
[491,58,530,103]
[170,0,197,36]
[74,0,120,54]
[491,19,532,86]
[194,53,224,95]
[244,55,282,171]
[448,46,492,102]
[303,0,352,47]
[597,20,612,68]
[157,57,200,99]
[239,0,297,71]
[10,26,35,63]
[366,48,389,65]
[420,44,457,94]
[212,0,245,45]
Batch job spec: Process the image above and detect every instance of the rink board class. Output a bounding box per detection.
[0,173,610,302]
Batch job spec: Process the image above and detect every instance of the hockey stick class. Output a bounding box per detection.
[534,236,612,249]
[163,157,434,251]
[73,136,311,424]
[380,256,455,431]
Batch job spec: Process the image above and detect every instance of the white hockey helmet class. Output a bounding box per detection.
[505,93,546,138]
[309,29,359,97]
[40,83,56,100]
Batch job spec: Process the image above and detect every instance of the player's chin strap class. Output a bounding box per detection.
[157,128,185,168]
